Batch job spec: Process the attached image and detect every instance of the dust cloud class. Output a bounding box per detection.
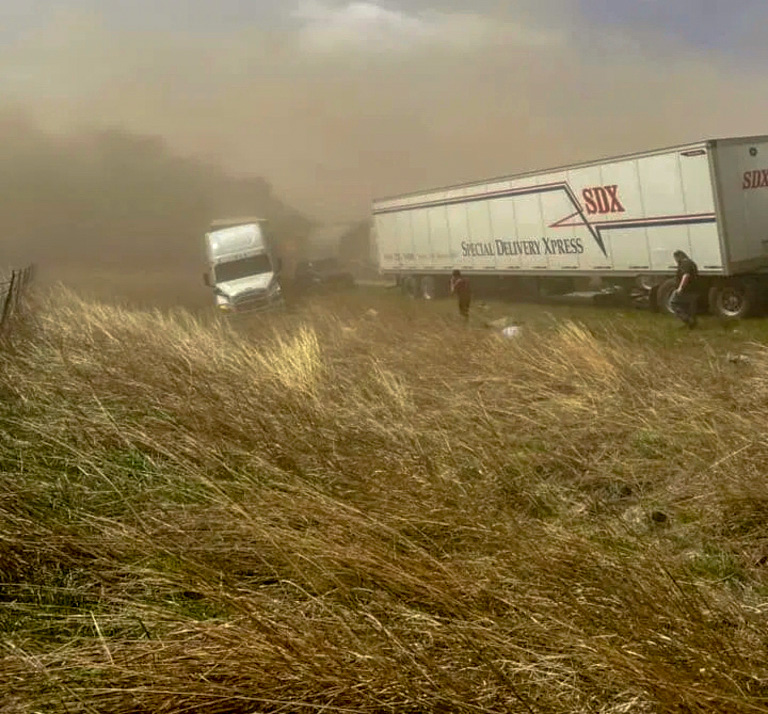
[2,4,767,304]
[0,112,311,306]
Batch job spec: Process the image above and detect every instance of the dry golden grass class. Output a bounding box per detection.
[2,287,768,713]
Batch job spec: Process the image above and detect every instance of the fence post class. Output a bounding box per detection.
[1,271,17,334]
[0,265,35,339]
[13,270,22,313]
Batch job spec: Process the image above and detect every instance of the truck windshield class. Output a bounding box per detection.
[214,254,272,283]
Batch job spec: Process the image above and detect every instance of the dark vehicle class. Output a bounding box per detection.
[294,258,356,292]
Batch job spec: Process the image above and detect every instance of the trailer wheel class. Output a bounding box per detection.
[655,278,678,316]
[401,275,418,298]
[708,280,755,320]
[648,284,662,312]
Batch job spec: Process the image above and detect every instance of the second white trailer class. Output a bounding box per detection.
[373,136,768,317]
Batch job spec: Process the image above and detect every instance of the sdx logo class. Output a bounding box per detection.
[582,185,625,215]
[743,169,768,190]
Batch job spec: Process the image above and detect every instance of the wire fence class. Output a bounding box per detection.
[0,265,35,336]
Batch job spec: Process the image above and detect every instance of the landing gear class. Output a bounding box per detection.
[420,276,437,300]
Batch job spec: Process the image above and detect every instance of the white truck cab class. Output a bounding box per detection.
[204,218,284,313]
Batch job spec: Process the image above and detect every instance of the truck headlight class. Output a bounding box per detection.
[217,295,234,311]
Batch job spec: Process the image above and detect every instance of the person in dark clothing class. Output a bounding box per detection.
[670,250,699,328]
[450,269,471,321]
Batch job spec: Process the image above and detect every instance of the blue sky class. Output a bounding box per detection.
[576,0,767,53]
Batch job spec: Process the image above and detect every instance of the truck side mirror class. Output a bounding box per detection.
[203,272,212,287]
[275,257,283,274]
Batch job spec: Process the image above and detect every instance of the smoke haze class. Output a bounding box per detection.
[0,113,311,305]
[2,2,767,298]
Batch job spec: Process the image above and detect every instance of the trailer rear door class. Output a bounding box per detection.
[712,136,768,274]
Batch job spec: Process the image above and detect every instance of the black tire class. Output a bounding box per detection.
[708,280,755,320]
[655,278,678,316]
[401,275,419,298]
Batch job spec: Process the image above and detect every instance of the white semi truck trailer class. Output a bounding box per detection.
[372,136,768,318]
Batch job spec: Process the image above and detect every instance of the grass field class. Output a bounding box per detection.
[3,285,768,713]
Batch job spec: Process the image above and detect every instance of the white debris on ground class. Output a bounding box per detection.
[502,325,522,339]
[485,316,522,339]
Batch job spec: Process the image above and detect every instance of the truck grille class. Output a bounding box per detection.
[231,293,283,313]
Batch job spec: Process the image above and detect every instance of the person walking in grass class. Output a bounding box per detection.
[450,269,471,322]
[671,249,699,328]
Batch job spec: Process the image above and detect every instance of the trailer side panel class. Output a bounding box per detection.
[374,143,724,277]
